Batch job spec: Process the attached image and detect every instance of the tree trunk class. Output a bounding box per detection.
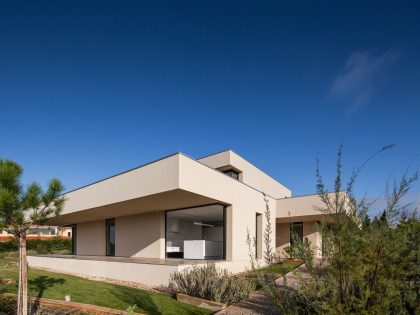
[17,233,28,315]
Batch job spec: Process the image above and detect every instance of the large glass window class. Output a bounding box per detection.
[166,205,225,260]
[106,219,115,256]
[290,222,303,246]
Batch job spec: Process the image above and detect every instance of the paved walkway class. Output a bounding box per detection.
[217,265,309,315]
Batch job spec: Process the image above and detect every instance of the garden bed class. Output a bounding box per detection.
[1,293,143,315]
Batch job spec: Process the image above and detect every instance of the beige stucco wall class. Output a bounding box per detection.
[198,150,291,199]
[28,256,180,286]
[275,221,322,258]
[303,221,322,258]
[277,192,345,219]
[76,220,106,256]
[27,256,258,286]
[115,212,165,258]
[275,222,290,258]
[59,154,181,217]
[179,155,277,262]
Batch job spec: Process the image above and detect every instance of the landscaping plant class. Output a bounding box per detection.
[0,238,72,255]
[250,144,420,314]
[169,263,255,305]
[0,159,65,315]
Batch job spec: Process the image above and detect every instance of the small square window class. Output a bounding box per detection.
[223,170,239,180]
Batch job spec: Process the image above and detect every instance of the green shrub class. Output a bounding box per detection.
[0,238,71,254]
[0,239,18,252]
[0,294,16,315]
[169,263,255,305]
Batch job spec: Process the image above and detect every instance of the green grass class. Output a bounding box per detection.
[246,261,302,278]
[0,253,212,315]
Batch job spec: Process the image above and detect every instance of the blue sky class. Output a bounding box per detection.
[1,1,419,214]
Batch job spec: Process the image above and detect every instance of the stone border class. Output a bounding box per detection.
[177,293,226,312]
[2,293,144,315]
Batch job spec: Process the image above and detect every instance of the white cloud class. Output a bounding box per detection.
[328,49,400,110]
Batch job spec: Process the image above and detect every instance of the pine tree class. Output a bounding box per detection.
[0,159,65,315]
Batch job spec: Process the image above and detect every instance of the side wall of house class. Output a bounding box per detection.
[115,212,165,258]
[275,222,290,257]
[76,220,106,256]
[179,155,278,263]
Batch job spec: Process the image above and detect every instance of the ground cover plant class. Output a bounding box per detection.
[169,263,255,305]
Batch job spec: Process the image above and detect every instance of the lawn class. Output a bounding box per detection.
[0,253,212,315]
[246,260,302,278]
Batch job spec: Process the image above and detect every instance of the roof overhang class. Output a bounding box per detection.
[49,189,220,225]
[48,153,261,225]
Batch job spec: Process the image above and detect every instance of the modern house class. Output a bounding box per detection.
[28,150,337,286]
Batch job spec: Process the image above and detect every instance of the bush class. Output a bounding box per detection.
[0,237,71,254]
[169,263,255,305]
[0,294,16,315]
[0,239,18,252]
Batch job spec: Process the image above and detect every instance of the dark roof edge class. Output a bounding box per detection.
[277,191,346,200]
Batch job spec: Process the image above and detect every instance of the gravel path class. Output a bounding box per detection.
[217,289,278,315]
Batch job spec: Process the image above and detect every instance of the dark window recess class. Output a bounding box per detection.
[256,213,262,259]
[290,222,303,246]
[223,170,239,180]
[106,219,116,256]
[71,225,77,255]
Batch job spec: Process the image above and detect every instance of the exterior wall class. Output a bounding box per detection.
[27,256,179,287]
[277,192,343,219]
[115,212,165,258]
[59,154,180,218]
[275,222,290,258]
[76,220,106,256]
[178,155,277,263]
[198,150,291,199]
[303,221,322,258]
[27,256,257,286]
[276,221,322,258]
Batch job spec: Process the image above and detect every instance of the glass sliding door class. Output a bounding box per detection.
[106,218,116,256]
[166,205,225,260]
